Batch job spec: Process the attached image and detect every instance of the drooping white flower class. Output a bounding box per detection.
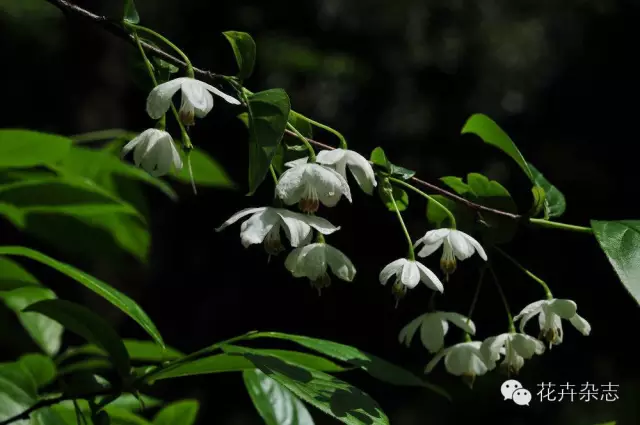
[146,77,241,125]
[285,243,356,293]
[481,332,545,375]
[215,207,340,255]
[398,311,476,353]
[513,298,591,348]
[379,258,443,302]
[414,228,487,280]
[275,163,352,213]
[286,150,377,195]
[425,341,497,386]
[121,128,182,177]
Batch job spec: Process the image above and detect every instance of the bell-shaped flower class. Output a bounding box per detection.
[215,207,340,255]
[121,128,182,177]
[379,258,443,302]
[513,298,591,348]
[425,340,497,386]
[285,243,356,293]
[481,332,545,375]
[287,150,377,195]
[398,311,475,353]
[414,228,487,280]
[275,163,352,213]
[146,77,240,125]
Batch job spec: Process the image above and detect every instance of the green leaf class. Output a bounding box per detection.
[0,246,164,349]
[18,353,56,389]
[528,162,566,218]
[0,129,72,169]
[0,286,63,356]
[24,299,131,378]
[227,346,389,425]
[245,89,291,194]
[378,185,409,212]
[153,400,199,425]
[426,195,457,228]
[223,31,257,80]
[151,349,346,381]
[106,394,163,411]
[0,256,39,291]
[74,340,184,362]
[461,114,533,181]
[465,173,518,244]
[389,164,415,180]
[369,147,390,172]
[250,332,450,400]
[591,220,640,304]
[170,148,235,189]
[57,359,113,377]
[244,369,315,425]
[440,176,473,195]
[55,401,154,425]
[124,0,140,24]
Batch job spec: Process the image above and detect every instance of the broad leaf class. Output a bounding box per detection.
[244,369,315,425]
[389,164,415,180]
[124,0,140,24]
[244,89,291,194]
[378,185,408,212]
[461,114,533,181]
[107,394,163,411]
[0,130,72,169]
[227,346,389,425]
[0,256,39,291]
[153,400,199,425]
[55,401,154,425]
[73,340,184,362]
[249,332,449,400]
[0,246,164,349]
[223,31,257,80]
[0,287,63,356]
[528,162,566,218]
[425,195,474,230]
[591,220,640,304]
[18,354,56,389]
[25,299,131,378]
[369,147,415,179]
[171,148,235,189]
[150,349,346,381]
[439,176,472,195]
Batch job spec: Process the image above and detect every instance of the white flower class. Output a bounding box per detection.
[215,207,340,255]
[481,332,545,375]
[425,341,497,386]
[146,77,241,125]
[285,243,356,293]
[287,150,377,195]
[275,163,352,213]
[379,258,444,301]
[121,129,182,177]
[398,311,476,353]
[513,299,591,348]
[414,228,487,280]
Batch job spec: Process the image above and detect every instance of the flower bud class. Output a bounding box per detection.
[440,257,457,281]
[179,108,195,126]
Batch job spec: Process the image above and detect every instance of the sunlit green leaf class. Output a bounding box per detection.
[124,0,140,24]
[440,176,473,195]
[591,220,640,305]
[0,246,164,349]
[0,129,72,169]
[25,299,131,378]
[18,353,56,389]
[369,147,390,172]
[244,369,315,425]
[426,195,457,228]
[244,89,291,194]
[528,162,566,218]
[153,400,199,425]
[223,31,257,80]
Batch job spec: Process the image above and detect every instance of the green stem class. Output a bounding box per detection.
[286,122,316,161]
[296,113,348,149]
[127,23,194,77]
[528,218,593,234]
[269,165,279,185]
[133,31,166,131]
[494,246,553,299]
[487,265,515,332]
[388,187,415,261]
[390,177,457,229]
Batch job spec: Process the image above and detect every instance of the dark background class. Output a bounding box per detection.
[1,0,639,424]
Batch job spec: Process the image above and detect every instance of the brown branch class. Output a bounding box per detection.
[285,129,522,220]
[46,0,521,222]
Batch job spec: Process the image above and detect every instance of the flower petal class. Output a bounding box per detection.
[182,79,212,113]
[284,244,319,278]
[569,313,591,336]
[316,149,346,165]
[548,299,578,319]
[239,209,278,248]
[425,346,451,374]
[420,314,447,353]
[457,231,487,261]
[415,261,444,293]
[379,259,405,285]
[326,245,356,282]
[444,343,489,376]
[275,210,312,248]
[299,213,340,235]
[415,229,448,257]
[121,132,144,159]
[170,140,183,171]
[480,334,509,363]
[448,230,475,260]
[513,300,545,322]
[440,311,476,335]
[401,261,420,288]
[298,244,327,280]
[215,207,267,232]
[398,314,426,347]
[512,333,545,358]
[344,150,377,195]
[200,80,241,105]
[284,157,309,168]
[307,164,352,206]
[146,78,185,119]
[275,165,308,204]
